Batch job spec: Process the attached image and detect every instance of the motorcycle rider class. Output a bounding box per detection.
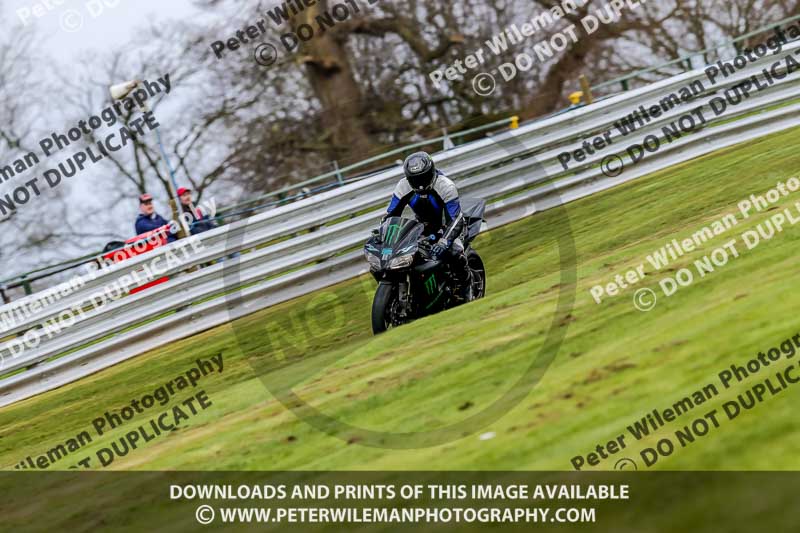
[384,151,471,300]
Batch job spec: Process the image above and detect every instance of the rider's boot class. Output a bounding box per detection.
[451,253,472,303]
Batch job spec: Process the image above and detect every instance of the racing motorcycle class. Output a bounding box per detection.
[364,198,487,334]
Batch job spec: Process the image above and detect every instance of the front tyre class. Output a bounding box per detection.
[371,283,401,334]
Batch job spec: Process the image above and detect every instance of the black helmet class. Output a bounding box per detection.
[403,152,436,191]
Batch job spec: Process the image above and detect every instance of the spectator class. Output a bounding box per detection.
[177,187,216,235]
[135,193,177,242]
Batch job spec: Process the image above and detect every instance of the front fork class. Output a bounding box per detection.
[397,276,410,318]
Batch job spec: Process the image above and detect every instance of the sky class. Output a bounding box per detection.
[5,0,201,63]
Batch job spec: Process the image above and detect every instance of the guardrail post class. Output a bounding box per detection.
[333,160,345,185]
[442,128,455,150]
[579,75,594,104]
[21,277,32,296]
[0,286,9,304]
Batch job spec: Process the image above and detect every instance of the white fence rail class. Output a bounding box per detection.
[1,40,798,406]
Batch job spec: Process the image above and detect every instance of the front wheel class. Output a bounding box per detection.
[371,283,402,334]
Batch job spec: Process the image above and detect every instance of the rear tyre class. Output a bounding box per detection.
[371,283,400,334]
[467,250,486,300]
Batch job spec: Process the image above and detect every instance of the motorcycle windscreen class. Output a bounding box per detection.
[380,217,424,256]
[460,198,486,241]
[461,197,486,221]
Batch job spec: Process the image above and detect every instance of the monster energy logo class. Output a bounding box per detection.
[424,274,437,295]
[385,224,401,245]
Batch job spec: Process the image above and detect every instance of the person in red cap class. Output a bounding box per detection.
[135,193,177,242]
[178,187,216,235]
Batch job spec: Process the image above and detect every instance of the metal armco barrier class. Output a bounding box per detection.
[1,40,798,406]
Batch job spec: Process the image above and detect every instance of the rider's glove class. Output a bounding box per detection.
[432,238,450,258]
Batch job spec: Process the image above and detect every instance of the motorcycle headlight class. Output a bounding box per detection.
[388,254,414,269]
[365,251,381,269]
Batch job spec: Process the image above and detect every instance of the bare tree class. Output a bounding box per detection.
[0,25,89,276]
[192,0,520,193]
[587,0,800,91]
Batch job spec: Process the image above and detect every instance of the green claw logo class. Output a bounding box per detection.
[385,224,401,245]
[424,274,437,295]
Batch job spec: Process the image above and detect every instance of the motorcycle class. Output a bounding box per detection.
[364,198,487,334]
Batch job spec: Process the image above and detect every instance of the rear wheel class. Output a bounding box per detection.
[371,283,402,334]
[467,250,486,300]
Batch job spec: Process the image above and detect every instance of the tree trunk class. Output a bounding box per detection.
[292,1,379,161]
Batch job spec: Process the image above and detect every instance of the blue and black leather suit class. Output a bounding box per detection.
[385,170,470,287]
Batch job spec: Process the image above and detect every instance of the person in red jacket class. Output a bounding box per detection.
[177,187,216,235]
